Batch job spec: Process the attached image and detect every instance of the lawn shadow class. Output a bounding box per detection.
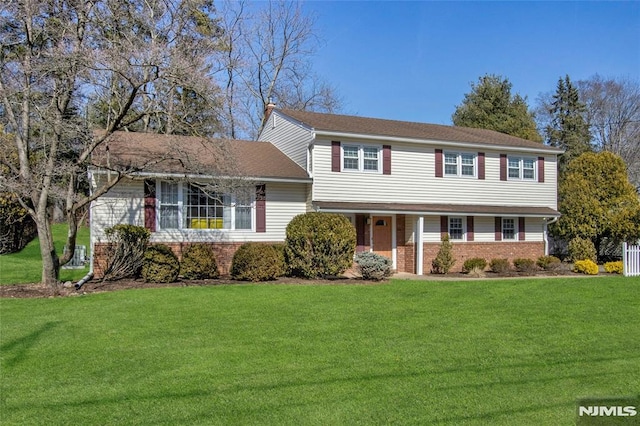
[1,321,60,367]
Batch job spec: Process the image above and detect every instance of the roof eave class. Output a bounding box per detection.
[313,130,563,155]
[89,168,312,183]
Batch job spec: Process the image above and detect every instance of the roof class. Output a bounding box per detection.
[91,131,310,181]
[314,201,560,217]
[279,109,561,153]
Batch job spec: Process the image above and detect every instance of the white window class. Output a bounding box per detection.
[157,181,253,231]
[502,218,516,240]
[342,145,381,173]
[444,152,476,177]
[449,217,465,241]
[508,157,536,180]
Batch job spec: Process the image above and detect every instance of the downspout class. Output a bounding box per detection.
[544,216,559,256]
[76,169,95,290]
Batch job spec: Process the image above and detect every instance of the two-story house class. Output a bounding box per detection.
[89,108,561,277]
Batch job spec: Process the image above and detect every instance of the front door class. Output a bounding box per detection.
[372,216,392,260]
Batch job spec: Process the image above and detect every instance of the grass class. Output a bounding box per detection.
[1,276,638,425]
[0,224,90,285]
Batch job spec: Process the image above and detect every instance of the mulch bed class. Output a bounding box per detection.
[0,268,590,299]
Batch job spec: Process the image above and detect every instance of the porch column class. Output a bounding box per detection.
[392,215,397,270]
[416,216,424,275]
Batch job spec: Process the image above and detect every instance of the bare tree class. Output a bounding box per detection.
[577,75,640,188]
[0,0,224,289]
[214,0,342,139]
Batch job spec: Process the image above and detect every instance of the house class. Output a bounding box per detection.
[89,108,562,277]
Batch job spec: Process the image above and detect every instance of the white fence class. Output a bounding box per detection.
[622,242,640,277]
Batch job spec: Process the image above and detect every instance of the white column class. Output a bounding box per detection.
[392,215,397,270]
[416,216,424,275]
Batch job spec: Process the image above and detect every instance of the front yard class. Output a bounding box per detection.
[1,276,638,425]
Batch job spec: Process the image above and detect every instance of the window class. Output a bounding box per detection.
[342,144,380,172]
[449,217,464,240]
[157,182,253,231]
[502,218,516,240]
[508,156,536,180]
[444,152,476,177]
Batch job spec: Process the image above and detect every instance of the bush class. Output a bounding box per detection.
[354,252,393,281]
[462,257,487,273]
[489,258,510,273]
[568,237,597,263]
[573,259,599,275]
[103,224,150,280]
[513,258,537,274]
[536,255,561,271]
[285,212,356,278]
[141,244,180,283]
[270,243,287,277]
[604,261,623,274]
[231,243,282,282]
[180,244,219,279]
[431,234,455,274]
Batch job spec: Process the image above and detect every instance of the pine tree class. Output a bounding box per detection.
[545,75,592,176]
[452,74,542,142]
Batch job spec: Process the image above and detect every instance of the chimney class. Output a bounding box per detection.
[264,98,276,123]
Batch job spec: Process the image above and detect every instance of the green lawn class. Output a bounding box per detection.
[1,276,638,425]
[0,224,90,285]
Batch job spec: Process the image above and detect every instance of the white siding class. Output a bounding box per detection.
[259,112,313,170]
[91,177,144,243]
[312,139,558,210]
[91,178,308,244]
[421,216,544,242]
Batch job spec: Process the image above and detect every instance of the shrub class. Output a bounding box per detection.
[467,266,486,278]
[462,257,487,273]
[231,243,282,282]
[604,261,623,274]
[489,258,510,273]
[180,244,219,279]
[270,243,287,277]
[513,258,537,274]
[103,224,150,280]
[573,259,599,275]
[285,212,356,278]
[141,244,180,283]
[354,252,393,281]
[431,234,455,274]
[536,255,561,271]
[568,237,597,263]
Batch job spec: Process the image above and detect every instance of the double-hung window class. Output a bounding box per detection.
[448,217,465,241]
[508,157,536,180]
[502,218,516,240]
[342,145,380,173]
[444,152,476,177]
[157,181,253,231]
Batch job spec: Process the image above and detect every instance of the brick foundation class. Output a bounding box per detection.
[93,241,280,278]
[422,241,545,273]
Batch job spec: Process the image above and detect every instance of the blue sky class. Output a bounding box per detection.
[304,1,640,125]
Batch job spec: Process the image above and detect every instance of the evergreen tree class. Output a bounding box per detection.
[544,75,592,176]
[452,74,542,142]
[551,151,640,258]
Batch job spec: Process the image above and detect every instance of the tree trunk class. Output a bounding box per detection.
[34,213,61,291]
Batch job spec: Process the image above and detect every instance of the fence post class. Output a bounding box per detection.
[623,242,627,276]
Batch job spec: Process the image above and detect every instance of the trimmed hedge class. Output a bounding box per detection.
[180,244,219,279]
[285,212,356,278]
[231,243,282,282]
[463,257,487,273]
[141,244,180,283]
[513,258,537,274]
[536,255,561,271]
[490,258,510,273]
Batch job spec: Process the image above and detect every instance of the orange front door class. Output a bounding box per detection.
[372,216,392,260]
